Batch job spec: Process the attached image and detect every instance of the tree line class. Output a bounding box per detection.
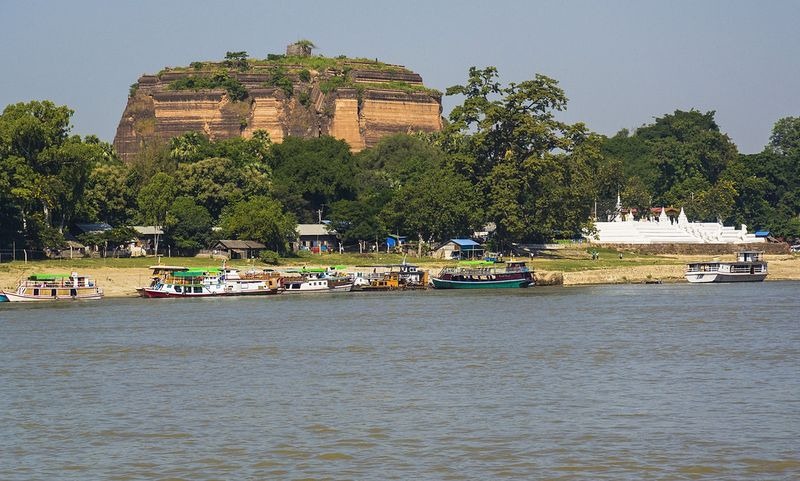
[1,67,798,255]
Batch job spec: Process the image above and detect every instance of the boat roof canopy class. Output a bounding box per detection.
[28,273,71,280]
[173,269,219,277]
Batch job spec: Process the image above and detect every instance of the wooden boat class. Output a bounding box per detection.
[685,251,768,283]
[431,260,534,289]
[1,273,103,301]
[140,265,280,298]
[351,263,429,291]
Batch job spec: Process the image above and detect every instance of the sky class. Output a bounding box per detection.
[1,0,798,154]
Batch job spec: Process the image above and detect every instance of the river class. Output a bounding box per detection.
[1,282,798,480]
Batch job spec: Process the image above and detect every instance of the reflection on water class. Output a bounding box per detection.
[1,282,798,480]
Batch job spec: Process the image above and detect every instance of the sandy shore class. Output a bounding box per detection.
[562,255,800,285]
[1,255,798,298]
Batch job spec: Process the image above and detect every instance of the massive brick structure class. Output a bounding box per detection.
[113,53,442,161]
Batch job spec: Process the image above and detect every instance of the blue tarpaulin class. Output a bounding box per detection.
[755,231,770,237]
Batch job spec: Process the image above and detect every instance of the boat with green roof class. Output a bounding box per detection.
[1,273,103,302]
[140,264,281,298]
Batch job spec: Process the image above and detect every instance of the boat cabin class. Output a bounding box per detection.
[737,251,763,262]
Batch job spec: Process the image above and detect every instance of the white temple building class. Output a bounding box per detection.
[587,196,764,245]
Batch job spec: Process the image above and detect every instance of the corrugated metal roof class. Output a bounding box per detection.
[215,240,266,249]
[297,224,336,236]
[451,238,481,247]
[133,225,164,235]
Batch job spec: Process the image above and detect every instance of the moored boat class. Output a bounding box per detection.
[352,263,429,291]
[140,265,280,298]
[431,260,534,289]
[137,265,189,296]
[280,269,353,293]
[1,273,103,302]
[685,251,768,283]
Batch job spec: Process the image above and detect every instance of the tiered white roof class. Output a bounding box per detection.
[588,206,764,244]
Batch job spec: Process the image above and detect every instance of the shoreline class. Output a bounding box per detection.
[1,255,798,298]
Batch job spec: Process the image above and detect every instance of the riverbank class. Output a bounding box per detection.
[1,254,798,298]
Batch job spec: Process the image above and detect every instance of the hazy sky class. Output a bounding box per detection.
[1,0,798,154]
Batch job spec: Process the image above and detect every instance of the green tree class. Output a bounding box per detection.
[165,196,213,253]
[269,136,358,222]
[224,51,249,71]
[328,198,385,252]
[382,169,483,254]
[175,157,244,219]
[219,196,297,253]
[0,101,108,247]
[84,163,135,225]
[136,172,176,254]
[768,117,800,155]
[441,67,589,244]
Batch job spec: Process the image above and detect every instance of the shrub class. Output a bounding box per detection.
[259,250,281,265]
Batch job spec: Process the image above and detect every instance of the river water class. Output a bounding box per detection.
[1,282,798,480]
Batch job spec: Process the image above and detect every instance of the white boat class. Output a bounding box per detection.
[140,265,280,298]
[685,251,768,283]
[281,274,352,293]
[1,272,103,302]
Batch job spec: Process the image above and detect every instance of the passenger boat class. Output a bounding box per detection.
[1,273,103,302]
[140,265,280,298]
[280,269,353,293]
[685,251,768,283]
[431,260,534,289]
[352,263,429,291]
[136,265,189,296]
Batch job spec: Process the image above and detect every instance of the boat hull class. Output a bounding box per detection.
[430,277,533,289]
[685,272,767,283]
[1,291,103,302]
[282,283,353,293]
[140,288,279,298]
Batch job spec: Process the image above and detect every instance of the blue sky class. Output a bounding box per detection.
[1,0,797,154]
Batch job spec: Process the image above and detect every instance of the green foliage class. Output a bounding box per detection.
[381,167,483,244]
[269,136,358,222]
[165,196,212,253]
[298,69,311,82]
[136,172,176,254]
[328,198,385,246]
[262,67,293,97]
[295,39,316,49]
[353,81,441,96]
[318,75,348,94]
[224,51,249,71]
[219,196,297,253]
[129,83,139,97]
[769,116,800,155]
[441,66,590,243]
[259,249,281,265]
[0,101,114,246]
[168,72,248,101]
[190,61,204,70]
